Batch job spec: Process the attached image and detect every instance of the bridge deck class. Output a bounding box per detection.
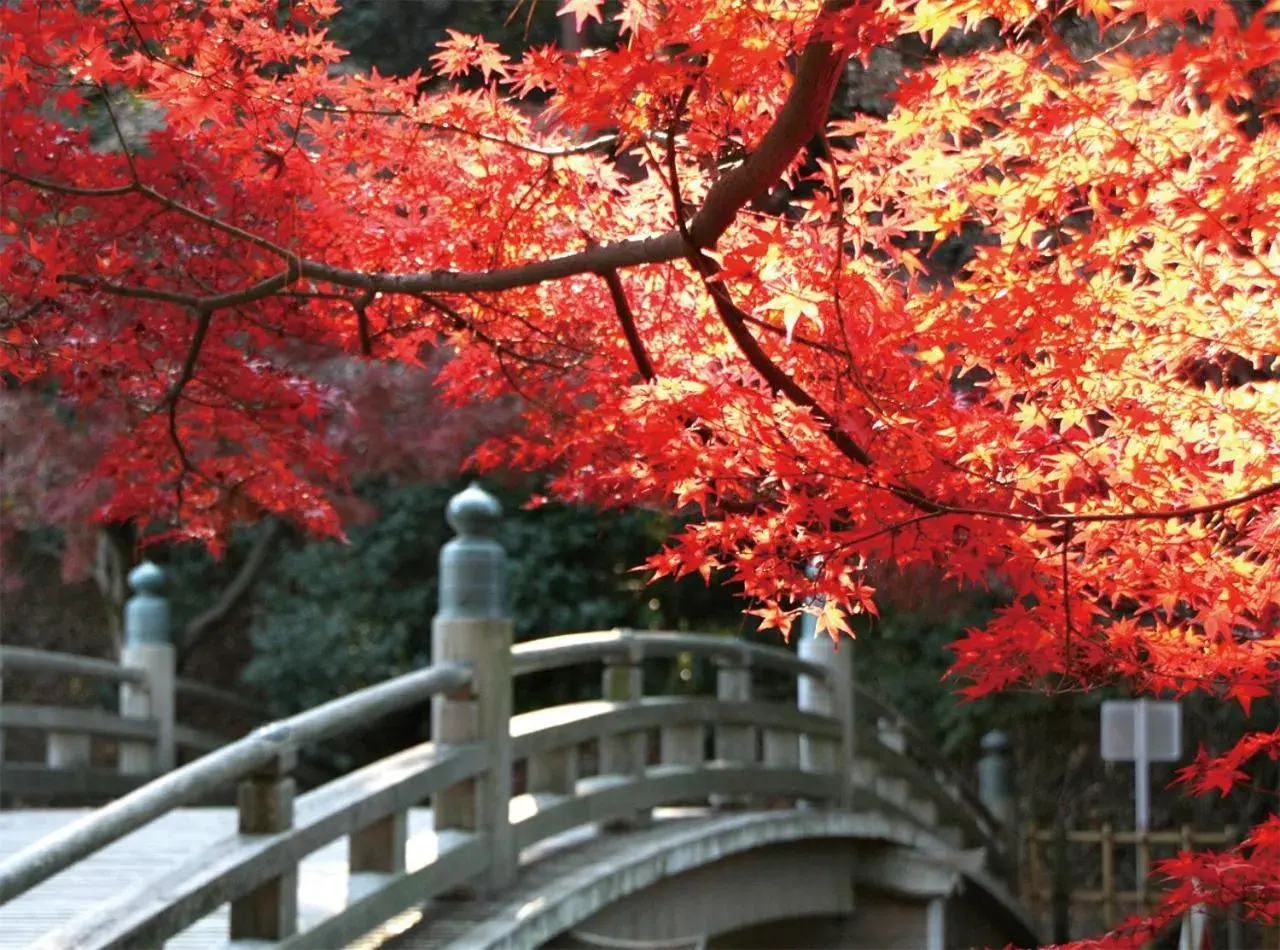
[0,807,441,950]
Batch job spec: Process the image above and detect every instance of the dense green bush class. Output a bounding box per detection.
[239,477,745,714]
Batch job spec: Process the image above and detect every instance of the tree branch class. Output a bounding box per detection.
[0,4,853,300]
[703,274,877,468]
[164,307,213,408]
[178,519,283,662]
[352,289,375,357]
[600,270,656,381]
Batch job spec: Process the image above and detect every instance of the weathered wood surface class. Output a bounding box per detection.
[0,807,437,949]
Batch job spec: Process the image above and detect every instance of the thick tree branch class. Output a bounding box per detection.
[703,274,877,468]
[60,269,295,314]
[179,519,283,661]
[600,270,656,381]
[682,8,852,248]
[0,3,853,300]
[58,273,201,307]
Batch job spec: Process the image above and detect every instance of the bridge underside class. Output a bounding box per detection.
[380,808,1037,950]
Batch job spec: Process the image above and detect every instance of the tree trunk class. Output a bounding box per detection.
[93,522,137,656]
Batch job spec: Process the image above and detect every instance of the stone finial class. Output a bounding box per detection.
[981,729,1010,754]
[128,561,166,596]
[124,560,172,646]
[446,481,502,538]
[438,482,507,620]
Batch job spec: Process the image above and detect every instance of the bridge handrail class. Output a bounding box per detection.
[511,628,832,682]
[0,644,277,800]
[512,629,1002,849]
[0,645,148,685]
[0,660,472,903]
[2,485,1022,948]
[33,694,849,949]
[854,684,1006,849]
[0,647,271,722]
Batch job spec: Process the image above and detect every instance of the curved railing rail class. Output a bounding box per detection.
[0,645,271,801]
[514,628,1004,859]
[511,628,831,682]
[854,683,1006,850]
[0,661,472,905]
[0,647,147,685]
[2,630,859,950]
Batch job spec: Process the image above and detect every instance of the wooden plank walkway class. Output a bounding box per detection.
[0,807,440,949]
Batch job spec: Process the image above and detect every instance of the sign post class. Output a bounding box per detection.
[1134,698,1150,835]
[1101,698,1181,893]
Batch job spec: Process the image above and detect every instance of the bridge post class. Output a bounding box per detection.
[978,730,1015,827]
[432,482,516,892]
[231,732,298,940]
[119,561,176,775]
[797,618,854,809]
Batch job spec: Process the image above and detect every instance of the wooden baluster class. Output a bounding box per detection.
[659,654,704,770]
[977,730,1015,827]
[45,731,91,771]
[761,723,800,810]
[230,739,298,941]
[348,811,408,897]
[119,562,175,775]
[659,719,703,768]
[711,655,753,808]
[527,744,578,797]
[797,597,854,808]
[431,484,516,893]
[600,638,649,829]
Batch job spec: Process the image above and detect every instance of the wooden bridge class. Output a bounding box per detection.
[0,484,1036,950]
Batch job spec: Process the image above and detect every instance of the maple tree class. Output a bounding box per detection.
[3,0,1280,940]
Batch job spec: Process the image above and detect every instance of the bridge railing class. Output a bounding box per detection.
[0,566,272,804]
[852,683,1010,859]
[0,484,1012,950]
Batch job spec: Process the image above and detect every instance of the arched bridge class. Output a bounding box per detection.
[0,486,1037,950]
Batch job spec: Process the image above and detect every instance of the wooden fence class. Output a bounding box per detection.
[1023,824,1270,949]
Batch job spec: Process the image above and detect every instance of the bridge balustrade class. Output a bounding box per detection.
[0,484,1014,950]
[0,563,272,805]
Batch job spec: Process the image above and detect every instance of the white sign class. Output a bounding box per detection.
[1100,699,1181,762]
